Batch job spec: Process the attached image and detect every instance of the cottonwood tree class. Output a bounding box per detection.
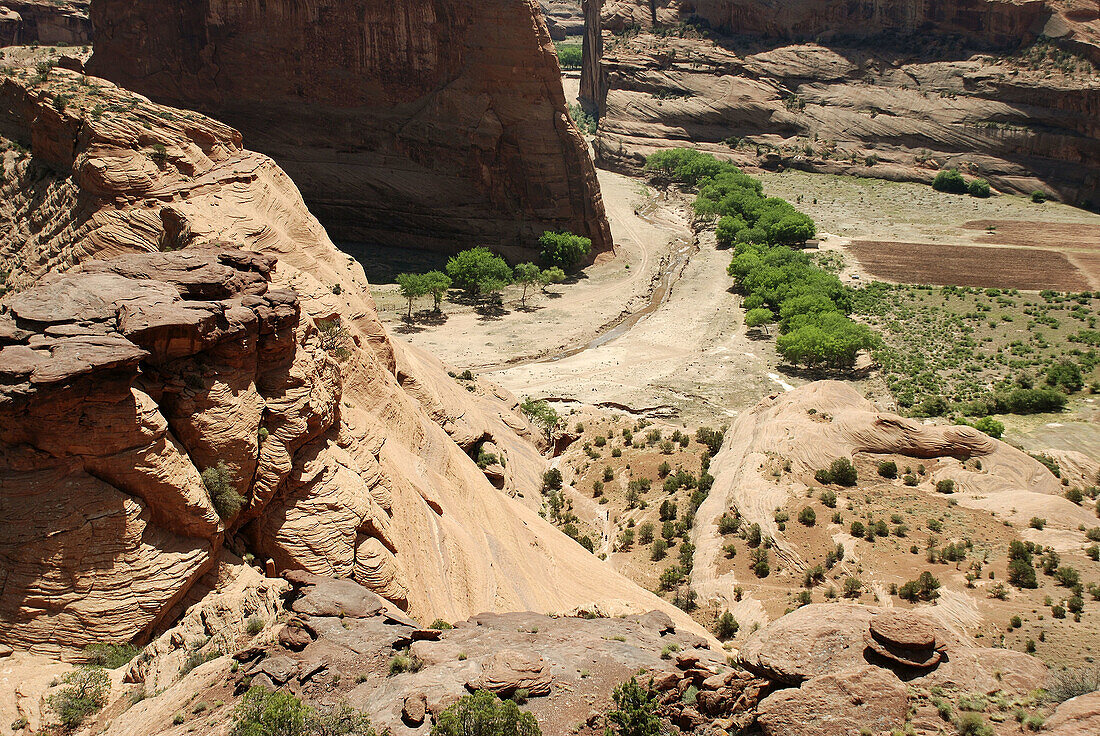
[396,272,430,319]
[513,263,542,307]
[445,247,513,297]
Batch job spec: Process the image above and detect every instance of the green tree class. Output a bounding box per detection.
[513,263,542,308]
[396,272,430,319]
[1046,360,1083,393]
[539,267,566,292]
[422,270,452,312]
[745,307,775,335]
[446,247,512,297]
[967,178,991,198]
[48,667,110,729]
[521,399,559,441]
[231,687,309,736]
[932,169,968,194]
[605,678,660,736]
[538,231,591,271]
[432,690,540,736]
[714,611,739,640]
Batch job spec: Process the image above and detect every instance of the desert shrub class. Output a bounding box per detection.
[877,460,898,479]
[541,467,563,493]
[650,539,668,561]
[903,473,918,486]
[1046,360,1084,393]
[717,513,740,535]
[202,461,244,520]
[389,650,423,676]
[936,479,956,494]
[1046,667,1100,703]
[820,458,857,486]
[432,690,539,736]
[232,687,374,736]
[84,643,139,669]
[932,168,968,194]
[48,667,110,729]
[798,506,816,526]
[246,617,265,635]
[1031,190,1046,203]
[967,179,991,197]
[819,489,837,507]
[539,231,591,271]
[695,426,726,454]
[843,577,863,598]
[955,712,993,736]
[605,677,660,736]
[430,619,454,630]
[850,521,865,538]
[899,571,941,601]
[713,611,739,640]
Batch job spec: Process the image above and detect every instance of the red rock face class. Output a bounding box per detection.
[88,0,612,260]
[0,1,90,47]
[583,0,1100,207]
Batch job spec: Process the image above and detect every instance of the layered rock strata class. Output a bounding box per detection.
[583,0,1100,207]
[87,0,612,260]
[0,67,697,658]
[0,1,90,47]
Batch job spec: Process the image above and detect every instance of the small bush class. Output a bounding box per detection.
[936,479,956,494]
[714,611,739,640]
[1031,190,1047,203]
[1046,666,1100,703]
[877,461,898,479]
[202,461,244,520]
[605,678,660,736]
[245,617,265,635]
[84,643,139,669]
[797,507,816,526]
[955,711,993,736]
[389,651,423,676]
[932,169,968,194]
[967,179,991,198]
[48,667,110,729]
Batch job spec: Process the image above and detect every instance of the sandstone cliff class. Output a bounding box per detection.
[583,0,1100,207]
[86,0,612,261]
[0,66,697,658]
[0,1,90,47]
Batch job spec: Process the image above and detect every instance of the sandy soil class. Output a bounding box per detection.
[376,170,806,423]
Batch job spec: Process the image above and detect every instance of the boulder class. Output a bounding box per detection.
[1045,691,1100,736]
[739,604,872,684]
[865,610,942,670]
[756,666,908,736]
[468,650,552,696]
[402,692,428,726]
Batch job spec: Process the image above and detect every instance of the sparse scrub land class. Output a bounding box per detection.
[853,283,1098,415]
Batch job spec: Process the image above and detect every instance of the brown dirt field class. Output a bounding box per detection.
[964,220,1100,250]
[847,240,1093,291]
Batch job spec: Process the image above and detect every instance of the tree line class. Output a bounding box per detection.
[393,231,591,318]
[645,148,876,369]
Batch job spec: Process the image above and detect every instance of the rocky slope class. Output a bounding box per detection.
[8,572,1057,736]
[541,0,586,39]
[582,0,1100,207]
[0,65,700,660]
[0,1,90,47]
[86,0,612,261]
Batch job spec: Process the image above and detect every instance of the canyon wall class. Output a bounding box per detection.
[86,0,612,261]
[0,67,696,658]
[0,1,90,47]
[583,0,1100,207]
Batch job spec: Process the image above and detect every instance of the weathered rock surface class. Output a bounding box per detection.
[88,0,612,260]
[1045,691,1100,736]
[756,665,908,736]
[541,0,586,40]
[0,67,702,658]
[738,603,1048,695]
[583,0,1100,207]
[0,1,89,47]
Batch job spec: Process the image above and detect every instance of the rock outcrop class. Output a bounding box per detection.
[0,66,697,658]
[582,0,1100,207]
[87,0,612,260]
[0,1,90,47]
[541,0,586,40]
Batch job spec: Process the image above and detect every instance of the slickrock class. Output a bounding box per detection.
[467,650,553,696]
[756,665,908,736]
[1045,691,1100,736]
[0,67,704,659]
[582,0,1100,206]
[739,603,1048,694]
[88,0,612,260]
